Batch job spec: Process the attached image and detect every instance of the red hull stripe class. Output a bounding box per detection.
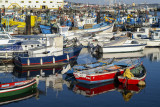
[19,54,79,66]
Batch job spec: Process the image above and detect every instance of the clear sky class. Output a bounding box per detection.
[65,0,159,5]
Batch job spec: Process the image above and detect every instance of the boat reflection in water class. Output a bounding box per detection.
[73,81,116,97]
[0,88,39,105]
[117,84,146,102]
[143,48,160,62]
[13,64,72,93]
[71,79,146,100]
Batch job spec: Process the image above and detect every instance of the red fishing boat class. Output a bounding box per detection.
[73,59,141,84]
[118,64,146,85]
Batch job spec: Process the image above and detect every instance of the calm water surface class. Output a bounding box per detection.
[1,48,160,107]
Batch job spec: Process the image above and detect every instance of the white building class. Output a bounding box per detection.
[0,0,64,9]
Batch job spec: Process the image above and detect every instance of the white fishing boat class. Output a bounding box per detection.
[59,21,114,40]
[0,34,49,59]
[75,31,127,47]
[91,37,146,53]
[131,28,160,47]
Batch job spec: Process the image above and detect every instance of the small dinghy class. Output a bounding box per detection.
[118,64,146,85]
[0,79,37,98]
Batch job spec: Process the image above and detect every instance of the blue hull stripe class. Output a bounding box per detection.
[77,79,114,84]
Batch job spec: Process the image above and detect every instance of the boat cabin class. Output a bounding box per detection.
[150,30,160,40]
[131,27,151,39]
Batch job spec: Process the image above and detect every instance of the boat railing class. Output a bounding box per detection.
[0,44,23,51]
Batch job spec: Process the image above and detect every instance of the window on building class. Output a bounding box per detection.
[29,1,31,3]
[43,1,46,3]
[50,1,53,3]
[36,1,39,3]
[21,1,24,3]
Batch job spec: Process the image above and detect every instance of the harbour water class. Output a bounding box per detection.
[1,47,160,107]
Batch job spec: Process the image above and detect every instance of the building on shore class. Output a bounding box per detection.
[0,0,64,9]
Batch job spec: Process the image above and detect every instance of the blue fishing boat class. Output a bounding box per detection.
[14,46,82,68]
[13,36,82,68]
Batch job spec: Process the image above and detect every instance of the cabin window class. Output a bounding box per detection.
[29,1,31,3]
[21,1,24,3]
[137,34,141,37]
[50,1,53,3]
[5,0,8,3]
[43,1,46,3]
[36,1,39,3]
[131,41,138,44]
[0,35,9,39]
[25,45,27,47]
[37,45,39,47]
[31,45,33,47]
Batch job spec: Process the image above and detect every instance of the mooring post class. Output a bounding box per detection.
[0,8,1,24]
[97,11,100,24]
[25,14,31,35]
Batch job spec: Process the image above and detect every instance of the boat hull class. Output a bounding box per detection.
[74,70,124,84]
[102,44,145,53]
[118,76,146,84]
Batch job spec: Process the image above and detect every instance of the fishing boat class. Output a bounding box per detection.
[0,33,50,59]
[73,81,116,97]
[0,79,37,98]
[73,59,141,84]
[118,64,146,85]
[91,37,146,53]
[70,21,114,34]
[14,36,82,68]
